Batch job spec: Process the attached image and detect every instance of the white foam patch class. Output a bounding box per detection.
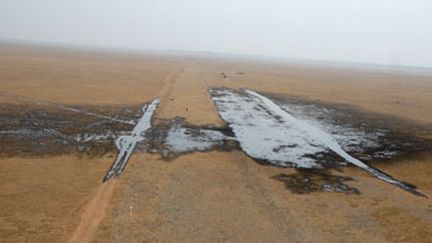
[165,124,232,154]
[210,89,325,168]
[210,88,425,196]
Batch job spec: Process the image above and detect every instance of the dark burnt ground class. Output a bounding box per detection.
[209,87,432,196]
[140,117,239,160]
[138,118,172,155]
[210,87,432,166]
[0,101,238,160]
[0,102,142,158]
[265,91,432,163]
[265,92,432,196]
[0,101,238,159]
[264,93,432,196]
[272,169,360,195]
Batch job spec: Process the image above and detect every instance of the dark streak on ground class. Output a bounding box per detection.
[0,102,142,158]
[272,169,360,194]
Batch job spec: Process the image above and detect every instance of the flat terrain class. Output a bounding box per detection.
[1,43,432,242]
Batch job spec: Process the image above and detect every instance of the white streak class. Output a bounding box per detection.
[245,89,424,195]
[103,97,160,182]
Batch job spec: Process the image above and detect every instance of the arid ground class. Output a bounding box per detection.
[1,43,432,243]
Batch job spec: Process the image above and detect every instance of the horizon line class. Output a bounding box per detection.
[1,37,432,71]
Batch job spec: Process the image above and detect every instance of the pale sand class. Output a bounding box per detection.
[0,43,431,243]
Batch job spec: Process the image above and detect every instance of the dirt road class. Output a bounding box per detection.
[68,182,117,243]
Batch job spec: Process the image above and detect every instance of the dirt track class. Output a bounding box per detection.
[1,43,432,242]
[68,182,116,243]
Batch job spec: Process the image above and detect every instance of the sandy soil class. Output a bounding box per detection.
[0,43,431,243]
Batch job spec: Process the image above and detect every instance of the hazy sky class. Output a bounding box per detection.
[0,0,431,67]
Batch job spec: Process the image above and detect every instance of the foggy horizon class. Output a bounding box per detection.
[1,0,431,68]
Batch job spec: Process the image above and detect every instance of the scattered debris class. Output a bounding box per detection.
[220,72,228,79]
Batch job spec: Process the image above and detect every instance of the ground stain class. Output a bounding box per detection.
[209,87,432,196]
[266,91,432,162]
[141,117,239,160]
[1,90,432,196]
[272,169,360,194]
[0,102,141,158]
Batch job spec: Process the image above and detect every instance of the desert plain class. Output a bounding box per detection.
[0,43,432,243]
